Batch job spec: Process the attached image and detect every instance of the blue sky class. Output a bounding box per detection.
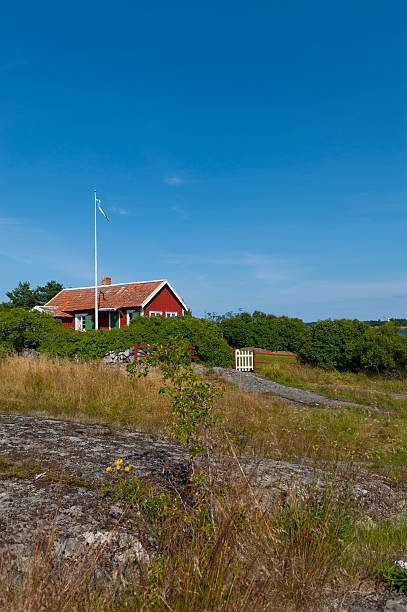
[1,1,407,320]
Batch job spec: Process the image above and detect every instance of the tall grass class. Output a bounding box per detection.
[2,356,407,478]
[1,356,407,608]
[0,471,356,611]
[0,355,170,432]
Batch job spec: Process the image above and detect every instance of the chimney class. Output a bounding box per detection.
[101,277,111,286]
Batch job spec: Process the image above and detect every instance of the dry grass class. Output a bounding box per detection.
[1,356,407,608]
[2,356,407,478]
[0,355,171,433]
[0,467,360,612]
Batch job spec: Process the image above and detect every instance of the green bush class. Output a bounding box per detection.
[299,319,368,371]
[300,319,407,374]
[0,309,233,367]
[349,323,407,374]
[217,311,312,353]
[125,315,233,367]
[0,308,66,352]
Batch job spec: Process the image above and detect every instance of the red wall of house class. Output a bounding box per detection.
[119,309,126,328]
[143,286,184,317]
[61,318,74,328]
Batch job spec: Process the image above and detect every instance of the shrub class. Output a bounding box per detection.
[300,319,407,374]
[216,311,312,353]
[299,319,367,371]
[125,315,233,367]
[0,308,66,352]
[349,322,407,374]
[0,309,233,367]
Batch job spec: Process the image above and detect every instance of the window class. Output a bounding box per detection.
[149,311,163,317]
[75,313,94,331]
[166,311,178,318]
[75,313,87,332]
[127,309,141,325]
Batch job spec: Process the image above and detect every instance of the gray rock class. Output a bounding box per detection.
[0,412,404,518]
[0,478,149,577]
[385,599,407,612]
[19,348,41,359]
[102,347,135,364]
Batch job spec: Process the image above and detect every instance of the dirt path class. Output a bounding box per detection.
[210,367,382,411]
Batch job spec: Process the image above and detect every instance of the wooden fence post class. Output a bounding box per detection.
[233,348,236,370]
[253,349,256,373]
[189,344,193,364]
[134,343,138,363]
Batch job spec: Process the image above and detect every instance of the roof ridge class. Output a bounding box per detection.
[58,280,166,291]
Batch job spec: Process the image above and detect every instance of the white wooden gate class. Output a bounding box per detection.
[234,349,253,372]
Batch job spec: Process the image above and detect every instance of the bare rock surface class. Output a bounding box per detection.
[0,413,405,520]
[208,454,406,518]
[0,412,189,486]
[328,591,407,611]
[0,478,149,575]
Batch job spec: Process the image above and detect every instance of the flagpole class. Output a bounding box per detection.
[94,189,99,330]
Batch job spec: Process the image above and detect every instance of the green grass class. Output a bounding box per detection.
[0,454,95,488]
[255,354,298,364]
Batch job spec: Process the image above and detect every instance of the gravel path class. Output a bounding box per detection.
[210,367,381,411]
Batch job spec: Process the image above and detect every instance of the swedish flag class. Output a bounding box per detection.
[96,198,111,223]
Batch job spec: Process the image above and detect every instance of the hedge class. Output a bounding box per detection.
[217,311,312,354]
[0,309,233,367]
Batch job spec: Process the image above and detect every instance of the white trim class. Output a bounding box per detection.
[165,311,178,318]
[48,280,167,292]
[149,311,163,317]
[44,288,65,303]
[140,281,166,308]
[140,280,188,311]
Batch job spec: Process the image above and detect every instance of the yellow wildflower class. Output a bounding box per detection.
[106,466,112,472]
[124,466,130,472]
[116,464,121,470]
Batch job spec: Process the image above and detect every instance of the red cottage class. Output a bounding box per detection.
[38,278,188,331]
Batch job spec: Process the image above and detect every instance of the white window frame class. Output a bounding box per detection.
[149,310,163,317]
[75,313,87,332]
[165,311,178,318]
[127,309,135,325]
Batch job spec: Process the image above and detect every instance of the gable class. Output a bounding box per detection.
[143,285,185,314]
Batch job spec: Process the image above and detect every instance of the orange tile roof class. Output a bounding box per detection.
[46,281,164,312]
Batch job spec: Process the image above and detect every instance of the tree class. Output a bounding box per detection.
[2,280,63,310]
[5,281,37,309]
[34,280,64,305]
